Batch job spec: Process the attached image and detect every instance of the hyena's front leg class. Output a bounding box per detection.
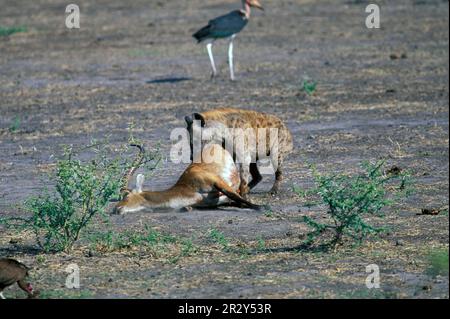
[237,153,252,198]
[248,162,263,190]
[239,163,251,197]
[234,141,252,197]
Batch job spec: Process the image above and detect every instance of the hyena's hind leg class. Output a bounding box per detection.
[270,168,283,195]
[248,162,263,190]
[270,155,285,195]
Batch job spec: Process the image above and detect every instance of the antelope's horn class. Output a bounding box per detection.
[120,143,145,193]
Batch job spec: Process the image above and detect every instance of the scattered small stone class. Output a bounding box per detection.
[390,53,399,60]
[286,232,293,237]
[395,239,405,246]
[386,165,402,175]
[390,53,407,60]
[227,219,233,224]
[419,208,442,216]
[85,250,95,258]
[386,89,396,94]
[422,285,432,291]
[108,278,113,283]
[9,238,19,244]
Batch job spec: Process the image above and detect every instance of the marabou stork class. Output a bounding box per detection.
[0,258,36,299]
[193,0,264,80]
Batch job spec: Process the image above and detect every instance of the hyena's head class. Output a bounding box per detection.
[185,113,205,161]
[185,113,231,162]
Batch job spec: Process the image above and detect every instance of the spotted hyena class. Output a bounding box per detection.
[185,108,293,196]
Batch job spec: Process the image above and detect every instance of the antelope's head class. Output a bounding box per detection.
[113,174,147,215]
[113,144,148,215]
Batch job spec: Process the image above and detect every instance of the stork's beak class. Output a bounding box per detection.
[249,0,264,11]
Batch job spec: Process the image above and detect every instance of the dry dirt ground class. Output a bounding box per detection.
[0,0,448,299]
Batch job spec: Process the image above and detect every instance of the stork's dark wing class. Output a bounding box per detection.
[193,10,248,42]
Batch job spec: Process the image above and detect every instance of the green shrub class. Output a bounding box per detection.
[9,116,21,133]
[302,79,317,96]
[427,248,449,277]
[0,26,27,37]
[208,228,229,250]
[296,161,412,247]
[88,226,171,252]
[88,226,198,263]
[1,139,160,252]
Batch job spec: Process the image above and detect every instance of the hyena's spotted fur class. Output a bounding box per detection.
[185,108,293,196]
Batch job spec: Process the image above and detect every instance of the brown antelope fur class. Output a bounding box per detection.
[185,108,293,196]
[113,144,261,215]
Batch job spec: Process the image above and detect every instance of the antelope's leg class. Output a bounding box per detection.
[0,292,5,299]
[214,179,260,210]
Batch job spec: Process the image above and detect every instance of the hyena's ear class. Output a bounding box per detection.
[193,113,206,127]
[135,174,145,193]
[185,115,193,126]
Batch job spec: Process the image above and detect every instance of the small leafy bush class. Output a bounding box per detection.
[295,161,412,247]
[1,139,160,252]
[427,248,449,277]
[88,226,177,253]
[88,226,198,263]
[302,79,317,96]
[9,116,21,133]
[208,228,229,250]
[0,26,27,37]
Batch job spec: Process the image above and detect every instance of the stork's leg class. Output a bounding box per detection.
[206,42,217,79]
[0,292,5,299]
[228,35,236,81]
